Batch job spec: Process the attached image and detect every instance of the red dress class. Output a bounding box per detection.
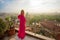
[18,14,26,39]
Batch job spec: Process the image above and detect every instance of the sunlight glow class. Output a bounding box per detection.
[0,0,60,13]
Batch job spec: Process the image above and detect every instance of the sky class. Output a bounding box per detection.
[0,0,60,13]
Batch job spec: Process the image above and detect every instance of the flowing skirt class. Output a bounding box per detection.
[18,25,25,39]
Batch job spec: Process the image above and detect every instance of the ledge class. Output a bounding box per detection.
[15,28,55,40]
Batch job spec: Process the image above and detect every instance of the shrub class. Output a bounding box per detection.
[0,18,7,36]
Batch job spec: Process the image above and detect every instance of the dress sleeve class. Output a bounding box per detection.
[18,15,20,19]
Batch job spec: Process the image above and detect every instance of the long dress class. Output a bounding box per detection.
[18,14,26,39]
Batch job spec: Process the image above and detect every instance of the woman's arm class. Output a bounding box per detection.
[18,15,20,19]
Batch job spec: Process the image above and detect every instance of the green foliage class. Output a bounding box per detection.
[29,16,40,24]
[0,18,7,35]
[28,15,60,25]
[11,16,17,21]
[5,16,14,30]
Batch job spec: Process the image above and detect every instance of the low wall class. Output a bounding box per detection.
[15,28,55,40]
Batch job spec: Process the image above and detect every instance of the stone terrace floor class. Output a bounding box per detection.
[3,33,40,40]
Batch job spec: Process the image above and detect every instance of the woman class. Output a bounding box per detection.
[18,10,26,40]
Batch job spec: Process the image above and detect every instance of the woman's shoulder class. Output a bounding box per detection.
[18,15,21,17]
[18,15,21,19]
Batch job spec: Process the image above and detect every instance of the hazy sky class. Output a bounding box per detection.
[0,0,60,13]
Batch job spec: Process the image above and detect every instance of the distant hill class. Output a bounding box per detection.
[0,13,18,20]
[0,13,5,16]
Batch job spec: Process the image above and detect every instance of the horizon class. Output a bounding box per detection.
[0,11,60,14]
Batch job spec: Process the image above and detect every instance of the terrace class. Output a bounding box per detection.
[2,28,55,40]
